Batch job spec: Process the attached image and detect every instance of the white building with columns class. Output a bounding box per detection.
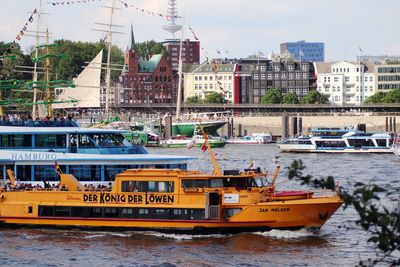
[315,61,375,105]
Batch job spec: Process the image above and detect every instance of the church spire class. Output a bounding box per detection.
[128,24,136,51]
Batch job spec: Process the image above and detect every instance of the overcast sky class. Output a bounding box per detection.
[1,0,399,61]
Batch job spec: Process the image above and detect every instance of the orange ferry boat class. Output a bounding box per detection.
[0,135,343,234]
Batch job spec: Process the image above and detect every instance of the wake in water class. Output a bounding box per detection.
[254,228,321,239]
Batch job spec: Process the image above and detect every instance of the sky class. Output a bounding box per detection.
[0,0,399,62]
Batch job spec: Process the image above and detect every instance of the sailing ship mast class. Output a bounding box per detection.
[92,0,124,118]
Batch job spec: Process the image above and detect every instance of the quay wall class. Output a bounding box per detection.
[222,115,399,138]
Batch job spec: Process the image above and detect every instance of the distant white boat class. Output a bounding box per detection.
[278,127,393,153]
[226,133,272,145]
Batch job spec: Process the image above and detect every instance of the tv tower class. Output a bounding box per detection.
[162,0,181,39]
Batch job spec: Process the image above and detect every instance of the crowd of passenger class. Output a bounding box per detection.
[0,114,78,127]
[2,180,113,192]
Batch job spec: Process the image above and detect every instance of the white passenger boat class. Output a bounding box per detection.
[226,133,272,145]
[0,121,194,182]
[277,128,393,153]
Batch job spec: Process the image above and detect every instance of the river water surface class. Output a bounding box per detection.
[0,144,399,266]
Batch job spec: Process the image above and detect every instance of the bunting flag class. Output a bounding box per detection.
[14,8,37,43]
[117,0,181,21]
[47,0,102,6]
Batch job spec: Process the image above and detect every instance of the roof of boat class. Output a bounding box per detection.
[0,150,195,165]
[0,126,129,134]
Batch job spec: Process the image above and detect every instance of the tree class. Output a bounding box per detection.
[135,40,167,60]
[261,88,282,104]
[282,92,300,104]
[50,39,124,81]
[287,160,400,266]
[185,95,202,104]
[365,92,387,103]
[383,89,400,103]
[302,89,329,104]
[204,92,225,103]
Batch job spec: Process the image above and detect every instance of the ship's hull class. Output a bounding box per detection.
[0,195,341,233]
[172,121,227,137]
[278,144,392,153]
[160,140,226,148]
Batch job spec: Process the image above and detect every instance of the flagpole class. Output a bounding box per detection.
[175,16,185,119]
[32,0,42,120]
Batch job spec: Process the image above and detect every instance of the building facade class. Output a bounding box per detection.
[237,58,316,103]
[280,41,325,62]
[374,61,400,92]
[184,63,239,103]
[315,61,375,105]
[119,30,176,105]
[162,39,200,71]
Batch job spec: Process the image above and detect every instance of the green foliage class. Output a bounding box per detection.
[366,89,400,103]
[204,92,226,103]
[302,90,329,104]
[287,160,400,266]
[365,92,387,103]
[261,88,282,104]
[185,95,202,104]
[50,39,124,81]
[282,92,300,104]
[135,40,167,60]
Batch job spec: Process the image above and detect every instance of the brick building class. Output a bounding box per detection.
[119,27,176,105]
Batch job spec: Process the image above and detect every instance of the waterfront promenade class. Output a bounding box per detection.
[223,114,398,137]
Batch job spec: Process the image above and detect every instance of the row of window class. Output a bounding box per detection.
[194,75,232,81]
[255,64,309,72]
[254,72,309,80]
[194,83,232,90]
[9,164,184,182]
[378,75,400,82]
[38,206,206,220]
[121,181,175,193]
[377,67,400,73]
[378,84,400,90]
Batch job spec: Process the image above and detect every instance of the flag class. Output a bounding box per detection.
[359,47,363,53]
[28,15,34,23]
[216,50,221,55]
[201,143,208,152]
[248,160,254,169]
[54,161,63,175]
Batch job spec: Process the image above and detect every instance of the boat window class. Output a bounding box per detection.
[89,207,103,217]
[224,208,242,218]
[253,178,268,187]
[70,165,101,182]
[39,206,54,216]
[93,133,126,147]
[104,207,119,218]
[38,206,206,220]
[376,139,387,147]
[79,134,96,147]
[182,179,209,188]
[35,134,66,148]
[54,206,70,217]
[210,179,223,187]
[0,134,32,148]
[121,208,136,218]
[34,165,65,181]
[121,181,174,192]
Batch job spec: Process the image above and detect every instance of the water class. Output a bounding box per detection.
[1,144,399,266]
